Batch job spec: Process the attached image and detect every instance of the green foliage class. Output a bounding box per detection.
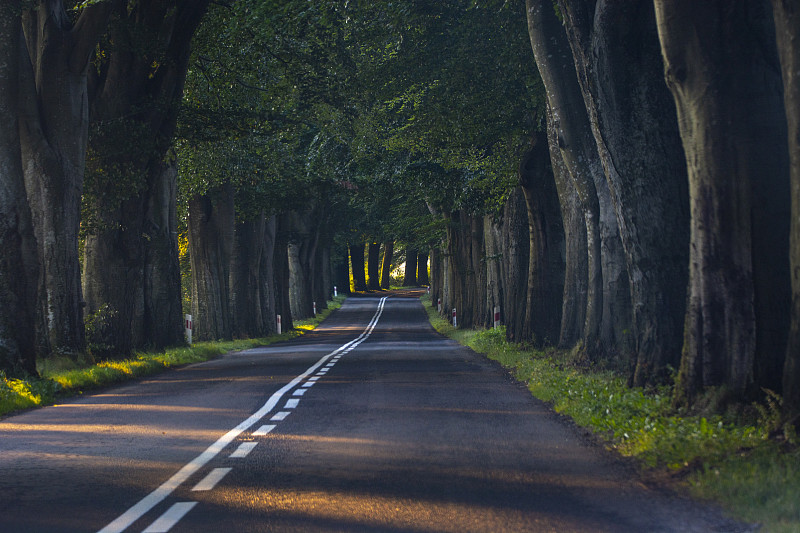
[84,303,119,360]
[420,294,800,532]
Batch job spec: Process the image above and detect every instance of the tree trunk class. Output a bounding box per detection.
[83,0,209,355]
[283,209,325,320]
[430,247,442,310]
[527,0,605,357]
[484,215,504,330]
[545,105,587,349]
[557,0,689,384]
[655,0,790,406]
[317,241,332,308]
[143,161,184,348]
[187,184,235,342]
[520,133,565,347]
[367,242,381,290]
[0,3,39,375]
[231,213,266,338]
[380,241,394,289]
[274,215,293,331]
[445,212,484,329]
[774,0,800,419]
[417,250,429,286]
[502,188,530,342]
[260,215,277,334]
[404,248,418,286]
[19,2,113,356]
[350,242,367,292]
[333,245,351,295]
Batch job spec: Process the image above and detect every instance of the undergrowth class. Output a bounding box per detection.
[421,294,799,532]
[0,296,345,419]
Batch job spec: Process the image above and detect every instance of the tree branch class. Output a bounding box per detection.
[70,0,118,72]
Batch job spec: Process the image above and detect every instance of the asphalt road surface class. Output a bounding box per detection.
[0,293,749,532]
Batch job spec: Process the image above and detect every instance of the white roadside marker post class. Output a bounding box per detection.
[494,306,500,330]
[184,314,193,345]
[452,308,457,328]
[277,314,282,335]
[313,301,317,316]
[437,298,442,313]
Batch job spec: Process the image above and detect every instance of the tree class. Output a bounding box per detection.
[654,0,790,407]
[527,0,631,360]
[555,0,690,384]
[83,0,210,356]
[19,0,114,357]
[772,0,800,419]
[367,242,381,290]
[350,243,367,292]
[380,241,394,289]
[0,1,39,375]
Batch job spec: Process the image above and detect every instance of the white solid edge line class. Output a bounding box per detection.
[98,296,387,533]
[191,467,232,491]
[142,502,198,533]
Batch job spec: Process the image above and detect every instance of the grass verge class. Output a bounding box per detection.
[421,294,799,532]
[0,296,346,419]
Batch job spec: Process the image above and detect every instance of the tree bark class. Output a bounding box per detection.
[774,0,800,419]
[19,1,114,356]
[520,132,565,347]
[0,3,39,375]
[350,242,367,292]
[502,188,530,342]
[260,215,278,335]
[557,0,690,383]
[404,248,418,286]
[484,215,504,330]
[445,212,484,329]
[187,184,235,342]
[655,0,790,406]
[545,105,587,349]
[274,215,293,331]
[231,213,266,338]
[527,0,606,357]
[367,242,381,290]
[84,0,209,355]
[333,245,351,296]
[417,250,429,286]
[380,241,394,289]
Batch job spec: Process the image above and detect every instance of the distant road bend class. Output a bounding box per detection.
[0,292,747,532]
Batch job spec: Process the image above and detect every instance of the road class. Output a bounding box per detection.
[0,293,747,532]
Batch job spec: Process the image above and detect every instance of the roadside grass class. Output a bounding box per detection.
[421,294,800,532]
[0,296,345,419]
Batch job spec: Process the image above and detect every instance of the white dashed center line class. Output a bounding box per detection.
[253,424,276,436]
[142,502,197,533]
[230,442,258,458]
[192,468,232,491]
[99,296,388,533]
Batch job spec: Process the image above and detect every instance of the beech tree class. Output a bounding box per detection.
[83,0,210,355]
[0,2,38,374]
[773,0,800,419]
[554,0,689,385]
[654,0,790,406]
[19,0,114,357]
[526,0,631,361]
